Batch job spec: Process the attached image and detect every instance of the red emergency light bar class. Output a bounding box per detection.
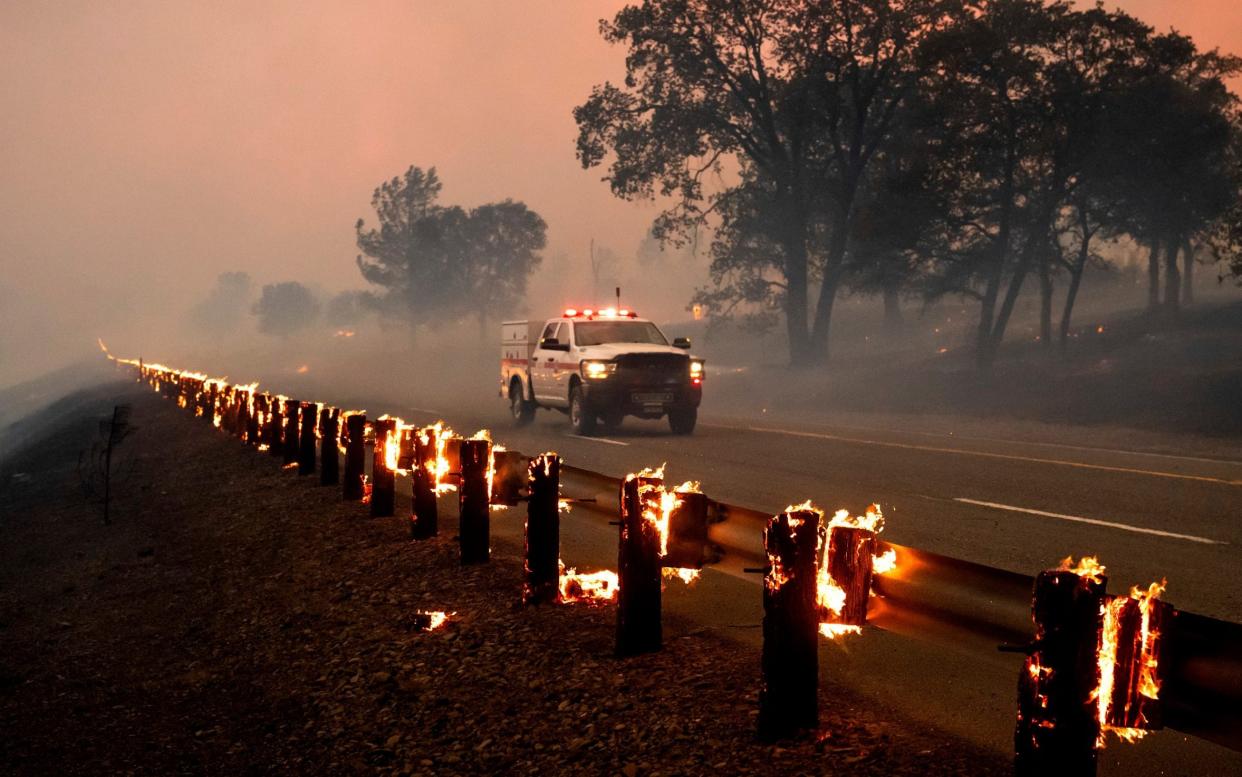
[562,307,638,319]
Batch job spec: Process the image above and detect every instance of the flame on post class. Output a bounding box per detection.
[559,561,619,603]
[1059,555,1106,586]
[1094,579,1168,746]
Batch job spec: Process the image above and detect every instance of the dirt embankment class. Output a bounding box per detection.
[0,383,1005,776]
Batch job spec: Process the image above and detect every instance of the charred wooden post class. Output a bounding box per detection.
[342,413,367,501]
[524,453,560,604]
[370,418,396,517]
[266,395,284,457]
[826,525,877,627]
[1100,593,1172,731]
[1015,569,1107,777]
[758,508,821,741]
[245,393,260,445]
[616,473,662,657]
[410,427,439,539]
[282,399,299,465]
[298,402,317,475]
[207,383,219,423]
[319,407,339,486]
[458,439,491,564]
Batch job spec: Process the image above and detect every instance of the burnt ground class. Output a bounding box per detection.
[0,381,1007,776]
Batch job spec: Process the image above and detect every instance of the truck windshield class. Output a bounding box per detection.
[574,321,668,346]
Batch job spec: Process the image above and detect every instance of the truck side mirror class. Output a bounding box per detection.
[673,337,692,349]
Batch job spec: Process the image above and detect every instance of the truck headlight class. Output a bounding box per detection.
[581,360,616,379]
[689,360,704,381]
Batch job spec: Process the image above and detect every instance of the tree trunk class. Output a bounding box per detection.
[975,143,1017,369]
[1163,239,1181,318]
[780,212,812,367]
[1039,250,1053,351]
[1182,239,1195,306]
[1147,238,1161,312]
[882,283,903,336]
[1059,224,1091,357]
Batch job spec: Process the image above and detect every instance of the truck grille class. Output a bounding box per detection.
[614,353,688,379]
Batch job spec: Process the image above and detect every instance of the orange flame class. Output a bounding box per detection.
[1094,579,1167,747]
[1059,555,1106,585]
[559,562,619,603]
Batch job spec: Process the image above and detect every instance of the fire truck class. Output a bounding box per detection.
[500,308,703,435]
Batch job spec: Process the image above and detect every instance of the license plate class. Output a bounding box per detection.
[633,392,673,403]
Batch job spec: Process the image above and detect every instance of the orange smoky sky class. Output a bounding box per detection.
[0,0,1237,385]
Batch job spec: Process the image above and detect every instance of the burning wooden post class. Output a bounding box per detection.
[758,506,822,741]
[282,399,299,466]
[342,413,367,501]
[409,426,439,539]
[458,437,491,564]
[298,402,317,475]
[245,393,260,446]
[319,407,339,486]
[524,453,560,604]
[616,470,663,657]
[1097,584,1172,734]
[266,395,284,457]
[1015,558,1107,777]
[370,417,397,517]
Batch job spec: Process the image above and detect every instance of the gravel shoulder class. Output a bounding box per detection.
[0,383,1007,775]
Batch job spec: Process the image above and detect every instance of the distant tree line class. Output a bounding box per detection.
[354,166,547,339]
[573,0,1242,367]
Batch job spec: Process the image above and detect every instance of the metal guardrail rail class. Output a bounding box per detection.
[111,354,1242,756]
[560,464,1242,753]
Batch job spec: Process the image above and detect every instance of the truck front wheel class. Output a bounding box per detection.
[569,386,596,436]
[668,406,697,435]
[510,382,535,426]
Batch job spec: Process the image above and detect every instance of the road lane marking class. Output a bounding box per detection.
[953,497,1226,545]
[736,425,1240,486]
[565,435,629,446]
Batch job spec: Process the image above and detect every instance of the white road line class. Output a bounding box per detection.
[954,497,1226,545]
[565,434,629,446]
[734,424,1240,486]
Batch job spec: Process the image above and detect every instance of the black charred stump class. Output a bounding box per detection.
[245,393,260,445]
[616,473,662,657]
[283,399,299,465]
[758,508,821,742]
[266,395,284,457]
[342,413,367,501]
[1100,591,1173,732]
[370,418,396,517]
[298,402,317,475]
[825,525,876,628]
[458,438,491,565]
[319,407,339,486]
[1015,568,1107,777]
[524,453,560,605]
[410,427,439,539]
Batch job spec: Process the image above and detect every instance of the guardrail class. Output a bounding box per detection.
[105,351,1242,767]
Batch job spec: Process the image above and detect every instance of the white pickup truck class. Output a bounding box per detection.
[500,308,703,435]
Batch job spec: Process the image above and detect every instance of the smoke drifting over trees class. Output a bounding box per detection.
[354,166,547,338]
[575,0,1242,368]
[252,281,320,338]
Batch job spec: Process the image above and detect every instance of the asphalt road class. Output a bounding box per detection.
[357,389,1242,777]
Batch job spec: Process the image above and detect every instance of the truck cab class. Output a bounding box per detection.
[500,308,703,435]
